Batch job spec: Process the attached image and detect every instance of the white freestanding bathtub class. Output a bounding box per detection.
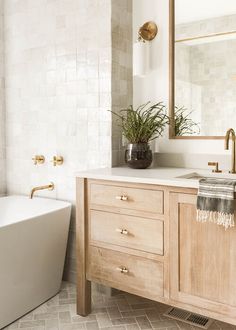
[0,195,71,329]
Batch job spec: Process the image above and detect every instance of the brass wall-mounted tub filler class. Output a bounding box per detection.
[30,182,54,199]
[138,21,158,42]
[32,155,45,165]
[51,156,64,166]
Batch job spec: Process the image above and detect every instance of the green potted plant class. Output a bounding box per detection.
[174,106,200,136]
[112,102,169,169]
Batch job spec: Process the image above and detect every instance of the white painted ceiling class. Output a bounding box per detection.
[175,0,236,24]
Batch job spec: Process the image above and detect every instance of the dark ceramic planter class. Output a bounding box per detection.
[125,143,152,169]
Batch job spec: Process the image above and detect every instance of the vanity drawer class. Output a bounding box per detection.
[90,210,164,255]
[89,182,164,214]
[88,246,164,300]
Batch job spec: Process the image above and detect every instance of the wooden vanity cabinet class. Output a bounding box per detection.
[76,178,167,316]
[76,177,236,325]
[169,192,236,324]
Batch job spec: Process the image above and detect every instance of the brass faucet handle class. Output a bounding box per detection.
[32,155,45,165]
[208,162,222,173]
[51,156,64,166]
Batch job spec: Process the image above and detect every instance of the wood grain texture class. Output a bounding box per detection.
[89,210,164,255]
[169,192,236,319]
[76,178,91,316]
[89,182,164,215]
[76,176,236,325]
[163,187,170,300]
[87,246,164,301]
[89,240,164,262]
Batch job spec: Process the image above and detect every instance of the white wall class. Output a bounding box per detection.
[133,0,169,108]
[133,0,230,160]
[4,0,132,283]
[4,0,112,283]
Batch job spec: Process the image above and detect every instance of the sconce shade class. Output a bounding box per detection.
[133,41,150,76]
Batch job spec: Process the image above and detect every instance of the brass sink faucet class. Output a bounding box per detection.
[225,128,236,174]
[30,182,54,199]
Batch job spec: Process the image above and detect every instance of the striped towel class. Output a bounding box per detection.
[197,178,236,230]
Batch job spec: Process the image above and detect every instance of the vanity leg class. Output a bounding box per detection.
[76,178,91,316]
[77,277,91,316]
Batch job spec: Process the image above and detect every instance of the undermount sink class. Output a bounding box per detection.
[177,172,206,180]
[176,172,236,181]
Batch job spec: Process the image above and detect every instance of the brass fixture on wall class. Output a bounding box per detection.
[32,155,45,165]
[138,21,158,42]
[30,182,54,199]
[51,155,64,166]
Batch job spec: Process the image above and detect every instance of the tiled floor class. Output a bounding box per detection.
[3,282,236,330]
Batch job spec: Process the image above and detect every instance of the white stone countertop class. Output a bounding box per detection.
[76,166,236,189]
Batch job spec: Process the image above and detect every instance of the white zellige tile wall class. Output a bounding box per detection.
[4,0,132,282]
[111,0,133,165]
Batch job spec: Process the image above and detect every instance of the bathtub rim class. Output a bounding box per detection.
[0,195,72,229]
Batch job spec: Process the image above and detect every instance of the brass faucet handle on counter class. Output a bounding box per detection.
[51,155,64,166]
[208,162,222,173]
[32,155,45,165]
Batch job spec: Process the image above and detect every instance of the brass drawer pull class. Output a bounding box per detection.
[116,266,129,274]
[116,195,128,201]
[116,228,129,235]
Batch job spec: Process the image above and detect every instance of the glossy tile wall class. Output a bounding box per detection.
[111,0,133,166]
[0,0,5,196]
[4,0,132,282]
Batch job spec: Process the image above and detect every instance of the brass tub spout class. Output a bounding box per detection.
[30,182,54,199]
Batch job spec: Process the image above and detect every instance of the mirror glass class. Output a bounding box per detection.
[174,0,236,137]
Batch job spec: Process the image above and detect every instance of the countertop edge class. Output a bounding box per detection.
[75,167,201,189]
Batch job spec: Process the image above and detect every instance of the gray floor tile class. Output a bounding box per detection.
[111,318,136,326]
[3,282,236,330]
[19,320,46,328]
[86,321,99,330]
[96,313,113,328]
[135,316,152,329]
[121,310,146,318]
[125,325,140,330]
[100,327,126,330]
[45,318,60,330]
[145,309,162,322]
[107,307,122,320]
[151,320,178,329]
[131,304,155,311]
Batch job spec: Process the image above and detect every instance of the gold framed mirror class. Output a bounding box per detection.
[169,0,236,139]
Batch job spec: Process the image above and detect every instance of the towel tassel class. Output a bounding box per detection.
[196,209,235,230]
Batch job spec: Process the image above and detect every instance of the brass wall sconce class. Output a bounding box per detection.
[138,21,158,42]
[51,155,64,166]
[32,155,45,165]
